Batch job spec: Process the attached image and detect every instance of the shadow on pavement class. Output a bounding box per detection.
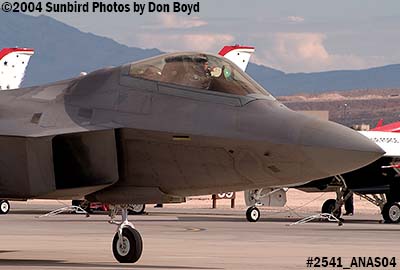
[0,259,222,269]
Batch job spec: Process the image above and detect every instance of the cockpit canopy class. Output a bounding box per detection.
[128,52,272,97]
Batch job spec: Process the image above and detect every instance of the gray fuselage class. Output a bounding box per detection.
[0,52,384,204]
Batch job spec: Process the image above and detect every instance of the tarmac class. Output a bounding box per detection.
[0,200,399,270]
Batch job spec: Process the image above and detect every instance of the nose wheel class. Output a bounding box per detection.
[246,206,260,222]
[0,200,10,215]
[112,226,143,263]
[110,206,143,263]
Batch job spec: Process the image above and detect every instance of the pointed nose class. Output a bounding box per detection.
[300,117,385,176]
[238,100,384,185]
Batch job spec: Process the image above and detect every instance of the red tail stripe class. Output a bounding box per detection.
[0,48,34,61]
[218,45,255,56]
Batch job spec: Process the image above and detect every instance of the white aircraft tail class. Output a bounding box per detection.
[0,48,34,90]
[218,45,255,72]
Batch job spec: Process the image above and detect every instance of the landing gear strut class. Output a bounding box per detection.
[321,175,353,219]
[0,200,10,215]
[110,205,143,263]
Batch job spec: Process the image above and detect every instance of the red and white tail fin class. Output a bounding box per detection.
[0,48,34,90]
[376,119,384,128]
[218,45,255,72]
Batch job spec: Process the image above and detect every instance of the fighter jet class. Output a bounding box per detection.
[0,51,384,263]
[371,119,400,133]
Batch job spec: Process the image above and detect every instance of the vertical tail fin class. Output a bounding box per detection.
[0,48,34,90]
[218,45,255,72]
[376,119,384,128]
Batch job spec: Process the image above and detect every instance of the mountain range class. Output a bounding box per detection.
[2,13,400,96]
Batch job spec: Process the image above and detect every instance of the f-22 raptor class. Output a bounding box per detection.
[0,51,383,263]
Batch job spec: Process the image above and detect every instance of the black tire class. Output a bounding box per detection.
[128,204,146,215]
[0,200,10,215]
[321,199,341,218]
[382,202,400,223]
[246,206,260,222]
[112,227,143,263]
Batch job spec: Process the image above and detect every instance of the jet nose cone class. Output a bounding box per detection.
[300,118,385,177]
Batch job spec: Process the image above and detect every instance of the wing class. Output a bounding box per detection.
[0,68,121,200]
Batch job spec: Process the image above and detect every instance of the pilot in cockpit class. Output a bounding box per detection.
[185,56,212,89]
[129,52,269,97]
[201,59,211,77]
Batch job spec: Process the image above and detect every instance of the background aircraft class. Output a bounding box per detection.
[0,48,34,90]
[0,47,34,215]
[0,51,383,263]
[218,45,255,72]
[371,119,400,133]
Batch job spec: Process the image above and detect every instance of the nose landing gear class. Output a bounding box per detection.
[109,205,143,263]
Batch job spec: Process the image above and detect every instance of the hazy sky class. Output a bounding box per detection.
[43,0,400,72]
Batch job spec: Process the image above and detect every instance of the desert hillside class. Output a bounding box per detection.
[279,88,400,127]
